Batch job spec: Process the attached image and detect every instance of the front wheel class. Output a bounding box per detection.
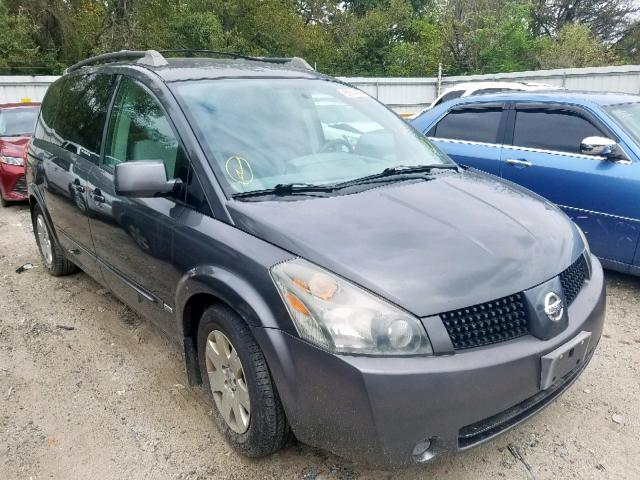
[197,305,288,457]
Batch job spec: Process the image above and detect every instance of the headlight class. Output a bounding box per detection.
[271,258,433,356]
[0,156,23,166]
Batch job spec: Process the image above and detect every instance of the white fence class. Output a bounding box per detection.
[0,76,59,104]
[2,65,640,115]
[341,64,640,115]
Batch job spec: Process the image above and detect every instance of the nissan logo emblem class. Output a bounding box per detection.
[544,292,564,321]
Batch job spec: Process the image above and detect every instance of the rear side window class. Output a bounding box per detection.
[513,109,603,154]
[55,73,115,164]
[34,80,65,145]
[431,108,503,144]
[433,90,464,107]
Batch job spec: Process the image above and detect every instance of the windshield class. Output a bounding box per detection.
[605,102,640,144]
[0,106,39,137]
[173,79,451,194]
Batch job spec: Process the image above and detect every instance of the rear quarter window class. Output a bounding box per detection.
[431,108,503,144]
[34,80,65,146]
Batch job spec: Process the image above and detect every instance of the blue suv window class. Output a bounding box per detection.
[431,107,502,144]
[513,109,603,154]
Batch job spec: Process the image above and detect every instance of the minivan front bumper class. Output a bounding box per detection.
[255,256,605,469]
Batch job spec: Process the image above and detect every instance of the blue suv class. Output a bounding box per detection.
[412,91,640,276]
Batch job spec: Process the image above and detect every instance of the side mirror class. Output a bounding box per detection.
[580,136,617,157]
[114,161,180,197]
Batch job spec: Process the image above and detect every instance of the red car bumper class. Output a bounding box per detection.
[0,163,27,201]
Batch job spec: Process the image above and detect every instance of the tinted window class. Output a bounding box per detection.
[105,77,189,184]
[433,90,464,106]
[55,74,115,163]
[34,80,65,146]
[513,109,603,153]
[433,108,502,143]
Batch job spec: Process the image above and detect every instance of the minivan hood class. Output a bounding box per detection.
[228,171,581,317]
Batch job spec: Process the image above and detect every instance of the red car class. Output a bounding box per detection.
[0,102,40,206]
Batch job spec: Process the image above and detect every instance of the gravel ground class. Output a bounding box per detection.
[1,203,639,480]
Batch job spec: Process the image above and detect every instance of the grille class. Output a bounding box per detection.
[440,293,529,350]
[13,175,27,195]
[560,255,588,306]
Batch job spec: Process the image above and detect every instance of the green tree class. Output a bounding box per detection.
[386,17,443,76]
[0,1,40,73]
[531,0,638,41]
[536,23,617,69]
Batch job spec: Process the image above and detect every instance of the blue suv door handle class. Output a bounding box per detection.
[506,159,533,168]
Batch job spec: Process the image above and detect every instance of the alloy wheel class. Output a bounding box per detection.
[36,214,53,266]
[205,330,251,434]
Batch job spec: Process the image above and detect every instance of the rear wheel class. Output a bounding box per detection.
[32,204,78,276]
[197,305,288,457]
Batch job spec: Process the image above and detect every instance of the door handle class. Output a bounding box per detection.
[93,188,105,203]
[506,159,533,168]
[73,178,85,193]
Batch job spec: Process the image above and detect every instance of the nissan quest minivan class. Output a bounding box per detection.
[26,50,605,469]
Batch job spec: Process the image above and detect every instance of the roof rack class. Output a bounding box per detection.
[65,49,313,73]
[159,49,313,70]
[66,50,168,73]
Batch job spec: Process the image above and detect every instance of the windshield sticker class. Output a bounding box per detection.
[337,88,368,99]
[225,155,254,185]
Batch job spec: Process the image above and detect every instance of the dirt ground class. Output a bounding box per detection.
[1,203,639,480]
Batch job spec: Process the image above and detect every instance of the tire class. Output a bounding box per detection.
[197,304,288,457]
[32,204,78,276]
[1,196,8,207]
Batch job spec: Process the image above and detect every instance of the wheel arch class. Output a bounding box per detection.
[176,265,287,385]
[29,191,62,247]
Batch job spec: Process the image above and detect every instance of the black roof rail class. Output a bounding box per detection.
[158,49,314,70]
[65,49,314,74]
[66,50,168,73]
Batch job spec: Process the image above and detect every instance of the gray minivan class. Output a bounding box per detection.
[27,50,605,469]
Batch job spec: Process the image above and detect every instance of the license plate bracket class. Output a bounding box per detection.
[540,331,591,390]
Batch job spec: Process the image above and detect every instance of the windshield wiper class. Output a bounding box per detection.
[233,183,335,199]
[335,164,458,189]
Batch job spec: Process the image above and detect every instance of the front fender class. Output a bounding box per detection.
[175,264,296,386]
[175,264,294,337]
